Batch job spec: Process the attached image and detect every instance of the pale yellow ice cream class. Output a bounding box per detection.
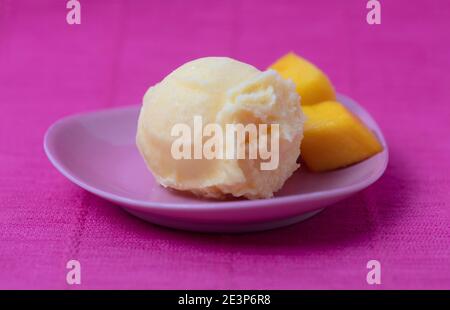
[136,57,304,199]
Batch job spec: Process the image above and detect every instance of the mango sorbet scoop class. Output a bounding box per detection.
[136,57,305,200]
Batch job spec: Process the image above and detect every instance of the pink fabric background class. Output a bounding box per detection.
[0,0,449,289]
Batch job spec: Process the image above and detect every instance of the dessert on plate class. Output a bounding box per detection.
[137,57,304,199]
[136,53,383,200]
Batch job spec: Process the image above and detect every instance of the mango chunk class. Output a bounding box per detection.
[270,52,336,105]
[301,101,383,172]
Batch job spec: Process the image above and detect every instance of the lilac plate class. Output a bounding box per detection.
[44,94,388,233]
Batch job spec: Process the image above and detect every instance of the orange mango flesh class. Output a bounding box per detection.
[269,52,336,105]
[301,101,383,172]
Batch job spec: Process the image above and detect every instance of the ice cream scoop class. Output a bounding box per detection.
[136,57,304,199]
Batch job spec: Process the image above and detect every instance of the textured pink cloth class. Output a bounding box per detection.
[0,0,449,289]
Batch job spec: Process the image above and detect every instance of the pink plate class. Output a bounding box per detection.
[44,94,388,233]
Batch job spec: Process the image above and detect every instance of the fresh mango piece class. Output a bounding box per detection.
[301,101,383,172]
[270,52,336,105]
